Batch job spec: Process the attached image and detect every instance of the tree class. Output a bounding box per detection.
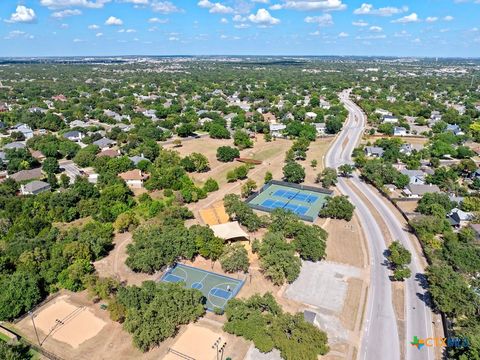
[233,130,253,149]
[264,171,273,183]
[317,167,337,188]
[241,179,257,198]
[220,243,249,273]
[325,117,343,134]
[118,282,205,352]
[258,232,301,285]
[224,194,264,232]
[203,178,219,193]
[416,193,456,217]
[209,123,230,139]
[113,212,139,233]
[0,342,31,360]
[387,241,412,281]
[223,293,329,360]
[216,146,240,162]
[42,157,60,174]
[282,162,305,183]
[319,196,355,221]
[310,159,318,168]
[190,225,225,261]
[338,164,354,177]
[0,271,42,320]
[426,265,477,317]
[181,153,209,172]
[176,123,195,137]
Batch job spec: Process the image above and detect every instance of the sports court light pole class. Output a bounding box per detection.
[28,311,41,347]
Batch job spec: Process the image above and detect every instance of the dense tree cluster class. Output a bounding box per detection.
[319,195,355,221]
[224,293,329,360]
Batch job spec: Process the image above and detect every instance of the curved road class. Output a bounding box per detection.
[325,90,434,360]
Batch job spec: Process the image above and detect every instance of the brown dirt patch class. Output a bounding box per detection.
[396,200,418,213]
[325,217,367,269]
[94,232,158,286]
[340,278,364,332]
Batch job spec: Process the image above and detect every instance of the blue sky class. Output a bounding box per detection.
[0,0,479,57]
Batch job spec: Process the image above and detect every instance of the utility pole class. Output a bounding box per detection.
[29,311,41,347]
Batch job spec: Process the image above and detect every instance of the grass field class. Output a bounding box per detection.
[160,263,244,311]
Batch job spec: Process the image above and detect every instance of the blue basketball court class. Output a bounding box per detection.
[160,263,244,311]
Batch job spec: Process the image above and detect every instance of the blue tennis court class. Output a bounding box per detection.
[246,181,332,222]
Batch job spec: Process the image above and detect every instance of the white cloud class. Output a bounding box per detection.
[4,30,34,40]
[73,38,84,42]
[7,5,37,23]
[252,0,270,3]
[168,36,179,41]
[425,16,438,23]
[96,32,103,37]
[220,17,228,24]
[248,8,280,25]
[105,16,123,25]
[352,20,368,26]
[51,9,82,18]
[148,17,169,23]
[304,14,333,26]
[412,38,421,43]
[354,3,408,16]
[126,29,136,32]
[234,23,250,28]
[391,13,420,23]
[355,34,386,40]
[151,1,182,13]
[369,25,382,32]
[88,24,100,29]
[121,0,149,4]
[443,15,454,21]
[338,31,348,37]
[198,1,234,14]
[270,0,346,11]
[233,14,247,22]
[40,0,111,9]
[394,30,410,37]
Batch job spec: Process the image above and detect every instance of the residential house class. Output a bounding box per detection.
[393,127,407,136]
[382,115,399,124]
[52,94,67,102]
[224,113,237,128]
[375,109,392,117]
[319,99,331,109]
[93,137,116,150]
[399,143,413,156]
[129,155,149,166]
[315,123,326,136]
[118,170,149,189]
[429,111,442,125]
[12,124,34,139]
[3,141,26,150]
[262,112,277,124]
[28,107,47,114]
[446,124,464,136]
[447,208,472,227]
[364,146,384,158]
[403,184,441,198]
[269,124,286,138]
[69,120,89,128]
[20,180,51,196]
[0,103,10,112]
[9,168,43,182]
[63,130,84,142]
[0,151,6,163]
[400,169,426,185]
[305,112,317,121]
[97,149,120,158]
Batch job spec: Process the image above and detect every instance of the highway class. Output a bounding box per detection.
[325,89,436,360]
[325,89,400,360]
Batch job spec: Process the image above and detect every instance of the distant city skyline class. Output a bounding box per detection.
[0,0,479,57]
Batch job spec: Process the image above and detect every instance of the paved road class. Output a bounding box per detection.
[325,89,400,360]
[326,89,435,360]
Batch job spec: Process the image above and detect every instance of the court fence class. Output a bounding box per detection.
[245,180,333,222]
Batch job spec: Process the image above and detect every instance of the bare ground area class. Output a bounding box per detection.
[94,232,158,286]
[325,217,368,269]
[164,136,292,188]
[395,200,419,214]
